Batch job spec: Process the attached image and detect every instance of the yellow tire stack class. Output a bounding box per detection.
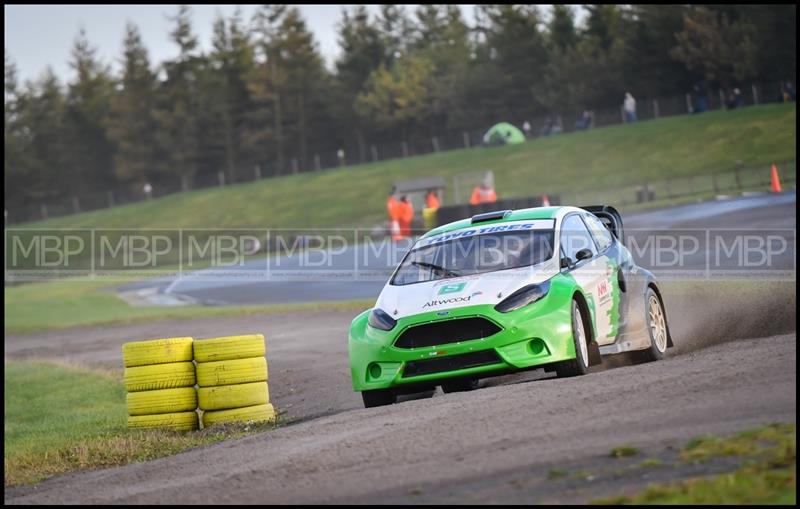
[194,334,275,428]
[122,337,199,431]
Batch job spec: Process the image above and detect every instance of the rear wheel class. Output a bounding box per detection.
[556,299,591,378]
[361,389,396,408]
[633,287,668,363]
[441,378,479,393]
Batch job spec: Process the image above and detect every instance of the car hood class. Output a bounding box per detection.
[375,260,559,319]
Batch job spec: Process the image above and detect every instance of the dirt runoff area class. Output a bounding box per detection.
[4,281,797,504]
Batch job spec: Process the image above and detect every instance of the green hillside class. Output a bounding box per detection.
[19,103,796,230]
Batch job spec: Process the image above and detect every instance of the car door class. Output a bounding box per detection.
[560,213,617,344]
[581,212,623,343]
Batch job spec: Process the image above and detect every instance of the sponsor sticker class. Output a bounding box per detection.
[438,282,467,295]
[419,220,555,247]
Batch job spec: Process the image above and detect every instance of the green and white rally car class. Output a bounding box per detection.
[349,205,673,408]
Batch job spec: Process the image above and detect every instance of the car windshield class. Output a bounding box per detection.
[391,228,555,286]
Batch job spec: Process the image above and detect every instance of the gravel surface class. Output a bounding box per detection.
[5,330,795,504]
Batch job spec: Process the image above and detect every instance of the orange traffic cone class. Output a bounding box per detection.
[542,194,551,207]
[770,164,782,193]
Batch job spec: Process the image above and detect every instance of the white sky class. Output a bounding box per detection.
[5,5,482,84]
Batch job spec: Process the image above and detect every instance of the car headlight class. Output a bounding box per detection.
[494,281,551,313]
[368,308,397,331]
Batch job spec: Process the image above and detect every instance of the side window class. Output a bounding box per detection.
[583,213,613,252]
[560,214,597,261]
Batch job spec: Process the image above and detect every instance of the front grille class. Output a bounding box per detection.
[402,350,503,378]
[394,317,502,349]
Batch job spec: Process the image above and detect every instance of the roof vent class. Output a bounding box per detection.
[471,210,512,224]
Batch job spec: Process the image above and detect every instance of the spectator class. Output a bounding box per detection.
[143,182,153,199]
[386,187,401,241]
[574,110,593,131]
[694,82,709,113]
[727,88,745,109]
[539,117,561,137]
[397,195,414,238]
[782,82,796,102]
[470,172,498,205]
[522,120,531,138]
[623,92,637,122]
[425,189,440,210]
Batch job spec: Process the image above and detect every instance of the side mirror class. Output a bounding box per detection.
[560,257,573,269]
[575,248,593,261]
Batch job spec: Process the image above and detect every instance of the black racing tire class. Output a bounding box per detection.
[361,389,397,408]
[633,287,668,363]
[556,299,591,378]
[441,378,480,393]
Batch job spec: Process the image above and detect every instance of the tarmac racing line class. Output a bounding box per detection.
[116,191,796,306]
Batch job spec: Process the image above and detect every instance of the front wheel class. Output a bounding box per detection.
[361,389,396,408]
[556,299,591,378]
[633,287,668,363]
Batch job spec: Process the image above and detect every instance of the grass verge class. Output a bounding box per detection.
[4,360,280,487]
[15,104,796,231]
[4,278,372,334]
[591,423,796,504]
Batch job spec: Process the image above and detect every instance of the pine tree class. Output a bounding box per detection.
[155,5,202,190]
[624,5,693,96]
[671,6,759,89]
[13,69,68,205]
[334,6,386,162]
[248,4,288,175]
[62,29,116,198]
[549,5,578,52]
[378,5,413,66]
[106,22,159,186]
[204,8,255,182]
[477,5,550,119]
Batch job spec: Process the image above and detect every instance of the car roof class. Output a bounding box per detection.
[421,206,566,239]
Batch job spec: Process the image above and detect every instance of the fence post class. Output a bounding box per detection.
[371,145,378,162]
[751,84,759,105]
[314,154,321,171]
[718,89,726,110]
[462,132,470,148]
[218,171,226,186]
[181,175,189,192]
[432,137,440,152]
[290,158,298,174]
[107,190,115,208]
[72,196,80,213]
[40,204,48,220]
[254,164,261,179]
[685,93,692,113]
[402,142,409,158]
[653,99,660,119]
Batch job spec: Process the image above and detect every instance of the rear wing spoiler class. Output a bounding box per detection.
[580,205,624,242]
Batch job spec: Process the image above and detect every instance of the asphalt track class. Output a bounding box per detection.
[119,191,796,306]
[4,192,796,504]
